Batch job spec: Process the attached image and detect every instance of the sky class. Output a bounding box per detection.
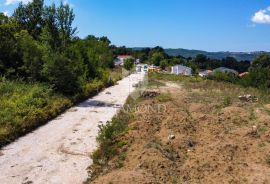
[1,0,270,52]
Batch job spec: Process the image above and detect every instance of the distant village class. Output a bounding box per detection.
[114,55,249,77]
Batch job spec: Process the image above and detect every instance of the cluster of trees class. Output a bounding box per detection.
[0,0,115,94]
[132,46,251,73]
[240,54,270,89]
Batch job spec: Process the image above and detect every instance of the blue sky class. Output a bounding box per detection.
[1,0,270,52]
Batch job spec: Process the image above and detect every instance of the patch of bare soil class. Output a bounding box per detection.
[90,80,270,184]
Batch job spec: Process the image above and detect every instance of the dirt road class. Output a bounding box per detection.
[0,72,145,184]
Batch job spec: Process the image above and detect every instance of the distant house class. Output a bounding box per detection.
[213,67,238,75]
[199,70,213,77]
[171,65,192,76]
[114,55,133,66]
[239,72,249,77]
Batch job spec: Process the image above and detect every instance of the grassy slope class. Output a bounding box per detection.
[0,68,123,147]
[88,73,270,183]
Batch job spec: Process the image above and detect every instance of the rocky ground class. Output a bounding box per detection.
[90,76,270,184]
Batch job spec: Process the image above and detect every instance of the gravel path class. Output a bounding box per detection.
[0,72,145,184]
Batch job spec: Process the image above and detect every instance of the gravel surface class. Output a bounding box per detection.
[0,72,145,184]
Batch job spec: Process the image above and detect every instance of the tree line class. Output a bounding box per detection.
[0,0,118,94]
[129,47,270,89]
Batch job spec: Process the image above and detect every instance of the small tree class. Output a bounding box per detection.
[42,52,82,94]
[160,60,168,70]
[123,58,134,71]
[247,54,270,88]
[16,30,44,81]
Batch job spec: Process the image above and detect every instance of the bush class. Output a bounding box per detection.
[16,30,44,81]
[0,80,71,146]
[91,97,134,165]
[42,52,83,94]
[208,71,239,83]
[223,95,232,107]
[123,58,134,71]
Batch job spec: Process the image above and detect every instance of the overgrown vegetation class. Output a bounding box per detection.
[0,0,126,146]
[89,96,136,181]
[0,80,71,146]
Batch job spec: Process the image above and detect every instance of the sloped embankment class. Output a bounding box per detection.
[89,75,270,184]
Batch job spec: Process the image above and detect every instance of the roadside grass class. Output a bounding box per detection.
[149,72,203,84]
[89,96,136,181]
[0,69,123,147]
[0,80,71,147]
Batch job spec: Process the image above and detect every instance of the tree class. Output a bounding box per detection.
[16,30,44,81]
[13,0,44,39]
[250,54,270,69]
[194,54,208,69]
[247,54,270,88]
[0,18,21,77]
[0,13,9,25]
[170,57,185,66]
[160,60,168,70]
[151,52,164,66]
[42,52,83,94]
[41,3,60,51]
[124,58,134,71]
[57,2,77,50]
[222,57,238,70]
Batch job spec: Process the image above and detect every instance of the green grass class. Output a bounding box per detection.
[223,95,232,107]
[91,96,135,166]
[157,93,172,102]
[88,96,136,182]
[0,80,72,147]
[0,69,123,147]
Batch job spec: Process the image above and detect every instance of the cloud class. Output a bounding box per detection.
[5,0,32,5]
[3,10,9,16]
[251,6,270,24]
[63,0,74,8]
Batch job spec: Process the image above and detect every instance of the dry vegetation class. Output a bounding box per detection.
[88,73,270,184]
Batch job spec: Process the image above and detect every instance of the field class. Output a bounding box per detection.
[89,73,270,184]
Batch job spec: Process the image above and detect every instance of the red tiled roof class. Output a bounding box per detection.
[239,72,249,77]
[117,55,132,59]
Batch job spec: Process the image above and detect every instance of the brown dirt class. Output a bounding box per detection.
[90,81,270,184]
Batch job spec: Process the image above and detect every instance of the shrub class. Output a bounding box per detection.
[0,80,71,146]
[91,97,134,165]
[42,52,83,94]
[123,58,134,71]
[208,71,239,84]
[223,95,232,107]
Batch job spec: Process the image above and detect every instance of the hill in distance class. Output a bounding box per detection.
[133,47,269,61]
[165,48,269,61]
